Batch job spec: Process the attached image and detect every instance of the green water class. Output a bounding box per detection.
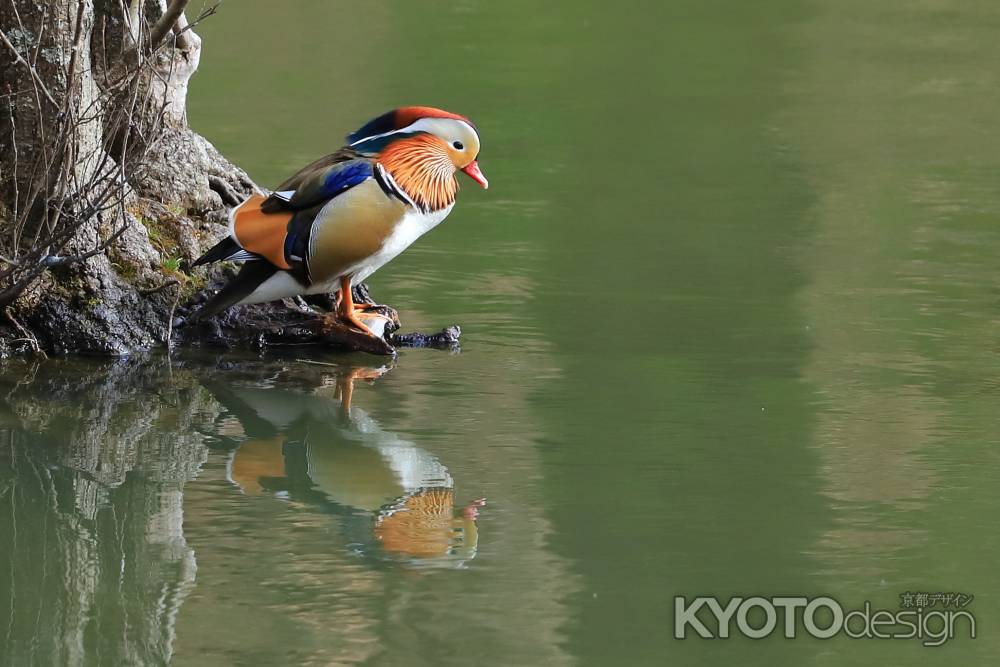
[4,1,1000,664]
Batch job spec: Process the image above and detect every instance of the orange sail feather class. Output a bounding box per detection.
[231,194,294,270]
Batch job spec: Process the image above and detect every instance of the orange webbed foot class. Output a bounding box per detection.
[341,311,379,338]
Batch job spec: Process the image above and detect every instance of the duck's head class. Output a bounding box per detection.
[348,106,488,190]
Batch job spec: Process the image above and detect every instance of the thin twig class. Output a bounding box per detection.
[0,27,57,107]
[139,278,180,296]
[173,2,221,41]
[295,359,345,368]
[6,88,20,240]
[36,220,130,268]
[4,307,46,359]
[166,282,182,349]
[62,1,88,119]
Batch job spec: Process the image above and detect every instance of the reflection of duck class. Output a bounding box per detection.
[202,363,483,565]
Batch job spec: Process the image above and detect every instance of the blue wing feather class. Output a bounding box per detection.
[320,160,372,198]
[284,159,373,211]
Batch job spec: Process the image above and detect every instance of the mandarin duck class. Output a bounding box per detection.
[206,363,483,564]
[192,106,488,337]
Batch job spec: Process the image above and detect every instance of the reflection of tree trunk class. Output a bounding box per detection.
[0,357,214,664]
[784,2,947,575]
[0,348,578,664]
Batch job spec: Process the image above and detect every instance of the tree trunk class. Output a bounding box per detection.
[0,0,255,356]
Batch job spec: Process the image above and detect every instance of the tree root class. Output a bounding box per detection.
[174,282,460,355]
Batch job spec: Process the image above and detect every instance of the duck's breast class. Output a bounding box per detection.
[349,203,455,284]
[306,179,407,285]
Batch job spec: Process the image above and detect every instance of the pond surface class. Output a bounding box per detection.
[3,1,1000,664]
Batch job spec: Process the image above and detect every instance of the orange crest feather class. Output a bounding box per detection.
[395,106,472,129]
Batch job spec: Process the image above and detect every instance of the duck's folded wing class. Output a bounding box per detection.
[261,150,372,213]
[195,158,375,271]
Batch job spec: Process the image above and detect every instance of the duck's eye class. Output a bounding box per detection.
[452,141,464,150]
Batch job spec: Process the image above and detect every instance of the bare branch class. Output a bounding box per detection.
[41,222,130,268]
[3,307,45,357]
[140,278,180,296]
[166,282,182,347]
[0,0,221,317]
[147,0,191,51]
[174,2,221,41]
[0,27,57,107]
[62,0,88,117]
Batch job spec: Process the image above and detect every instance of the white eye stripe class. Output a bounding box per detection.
[351,118,479,149]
